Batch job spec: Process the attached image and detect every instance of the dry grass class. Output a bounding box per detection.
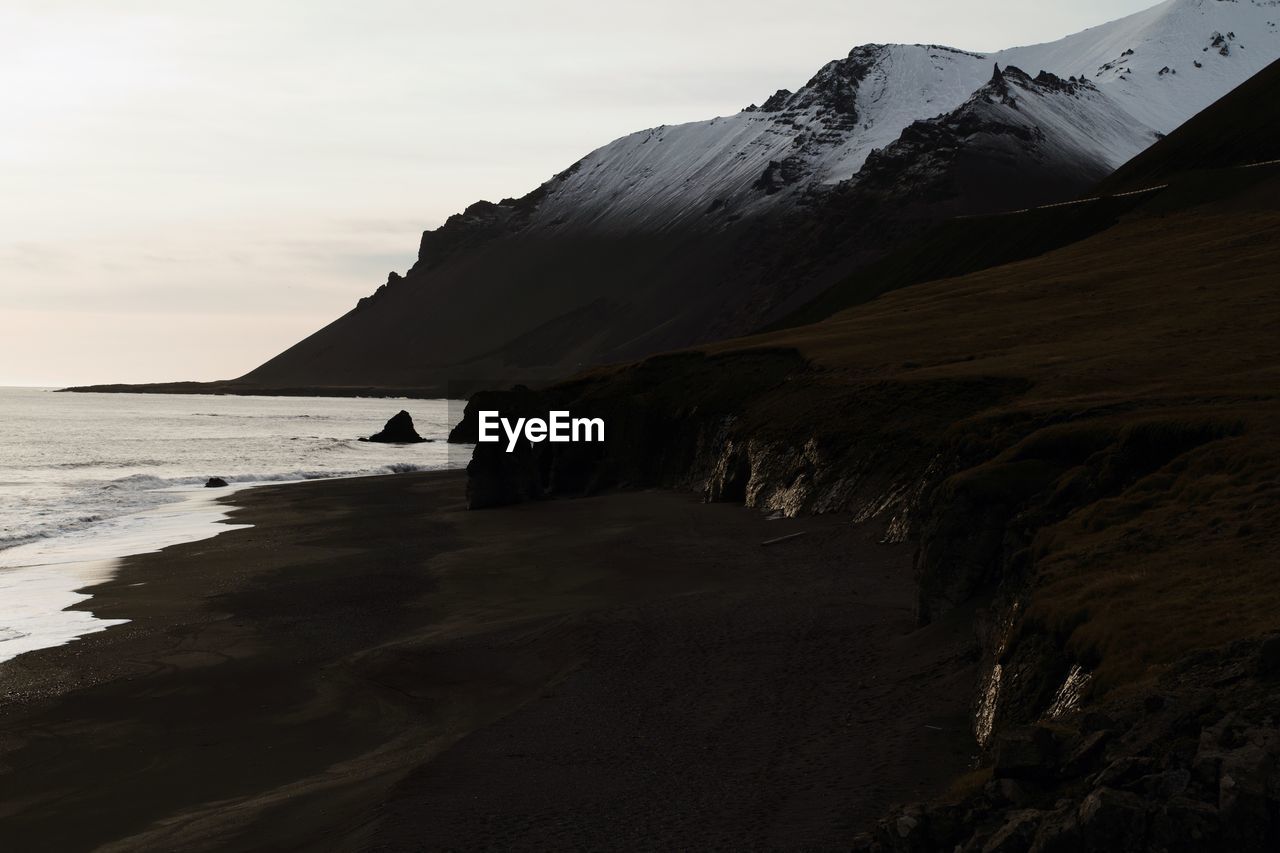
[1028,425,1280,689]
[700,205,1280,691]
[942,767,993,804]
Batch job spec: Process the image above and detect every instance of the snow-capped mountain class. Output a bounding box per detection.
[523,44,995,232]
[511,0,1280,236]
[239,0,1280,393]
[845,65,1160,217]
[997,0,1280,132]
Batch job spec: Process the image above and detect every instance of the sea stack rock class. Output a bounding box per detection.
[205,477,229,488]
[361,410,428,444]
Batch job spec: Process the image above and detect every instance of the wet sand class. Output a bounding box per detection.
[0,471,976,851]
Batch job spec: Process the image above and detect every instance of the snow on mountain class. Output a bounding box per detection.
[510,0,1280,235]
[951,66,1161,174]
[996,0,1280,134]
[527,45,994,232]
[1004,71,1159,172]
[853,65,1161,203]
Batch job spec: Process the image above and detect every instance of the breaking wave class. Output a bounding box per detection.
[0,463,443,554]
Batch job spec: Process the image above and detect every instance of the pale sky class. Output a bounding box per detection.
[1,0,1158,386]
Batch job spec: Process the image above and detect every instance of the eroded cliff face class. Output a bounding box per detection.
[858,634,1280,853]
[449,352,1022,542]
[452,355,1039,724]
[449,346,1279,846]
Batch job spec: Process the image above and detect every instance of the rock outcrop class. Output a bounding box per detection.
[204,477,228,488]
[360,410,429,444]
[854,635,1280,852]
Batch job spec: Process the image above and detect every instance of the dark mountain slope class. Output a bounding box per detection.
[775,56,1280,329]
[744,66,1152,326]
[201,68,1141,396]
[767,185,1160,332]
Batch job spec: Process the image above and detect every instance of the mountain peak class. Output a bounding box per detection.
[238,0,1280,393]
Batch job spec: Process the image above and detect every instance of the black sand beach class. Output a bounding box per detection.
[0,471,975,851]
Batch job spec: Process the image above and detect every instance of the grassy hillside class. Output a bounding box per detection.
[765,190,1159,330]
[748,202,1280,688]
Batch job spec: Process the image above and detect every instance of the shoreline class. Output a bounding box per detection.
[0,486,250,666]
[0,467,459,667]
[0,471,977,850]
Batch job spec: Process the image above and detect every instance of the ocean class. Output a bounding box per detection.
[0,387,464,664]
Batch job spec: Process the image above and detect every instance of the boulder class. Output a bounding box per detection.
[982,808,1042,852]
[1060,730,1111,778]
[205,477,228,488]
[1092,756,1156,790]
[1079,711,1117,734]
[1030,804,1082,853]
[1216,732,1278,845]
[993,726,1057,781]
[1135,769,1191,799]
[1077,787,1148,847]
[360,410,429,444]
[1150,796,1220,850]
[1256,634,1280,677]
[985,777,1029,806]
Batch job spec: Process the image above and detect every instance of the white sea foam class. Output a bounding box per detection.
[0,388,465,665]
